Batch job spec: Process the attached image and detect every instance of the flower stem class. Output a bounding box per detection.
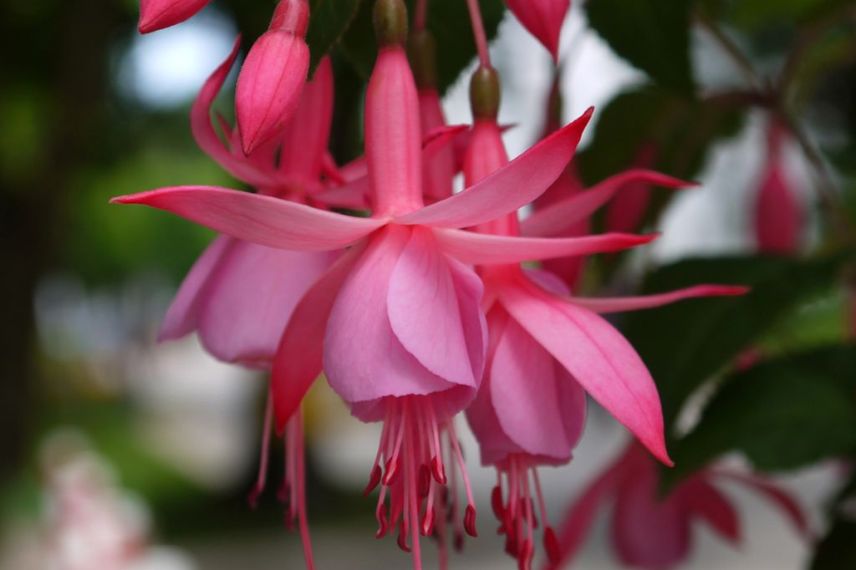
[465,0,492,68]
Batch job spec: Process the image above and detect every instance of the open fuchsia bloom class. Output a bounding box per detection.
[754,119,803,254]
[138,0,211,33]
[548,442,809,570]
[460,66,747,570]
[504,0,570,61]
[236,0,311,155]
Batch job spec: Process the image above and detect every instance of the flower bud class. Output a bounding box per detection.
[504,0,570,61]
[373,0,408,47]
[235,0,311,155]
[408,29,438,89]
[138,0,211,34]
[469,66,501,121]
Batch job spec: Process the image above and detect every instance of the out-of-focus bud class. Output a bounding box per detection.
[138,0,212,33]
[754,120,803,254]
[236,0,311,155]
[504,0,570,61]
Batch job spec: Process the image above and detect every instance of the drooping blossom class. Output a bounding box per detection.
[505,0,570,61]
[754,119,803,254]
[548,442,809,570]
[236,0,311,154]
[138,0,211,34]
[113,0,658,565]
[460,66,746,570]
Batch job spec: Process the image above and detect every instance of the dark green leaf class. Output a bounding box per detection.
[585,0,695,93]
[666,346,856,483]
[621,254,851,427]
[307,0,364,72]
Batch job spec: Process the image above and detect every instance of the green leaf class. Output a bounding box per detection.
[339,0,506,92]
[666,346,856,484]
[585,0,695,93]
[307,0,364,72]
[621,254,851,427]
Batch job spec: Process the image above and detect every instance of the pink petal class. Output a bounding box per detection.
[271,244,365,431]
[489,317,580,460]
[612,456,691,568]
[499,278,671,465]
[323,227,461,405]
[504,0,570,60]
[395,108,593,228]
[548,449,631,570]
[715,470,811,539]
[159,235,233,342]
[387,227,481,387]
[447,256,489,384]
[435,228,656,265]
[138,0,211,33]
[679,477,741,543]
[571,285,749,314]
[195,243,335,368]
[522,170,691,237]
[111,186,385,250]
[419,89,456,201]
[236,31,310,154]
[365,47,424,216]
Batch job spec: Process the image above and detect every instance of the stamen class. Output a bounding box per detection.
[446,422,477,537]
[248,392,274,508]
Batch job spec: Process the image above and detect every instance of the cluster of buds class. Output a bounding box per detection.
[122,0,808,568]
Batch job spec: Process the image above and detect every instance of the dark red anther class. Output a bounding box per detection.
[421,506,436,536]
[418,464,431,497]
[517,539,534,570]
[375,502,389,539]
[454,530,465,552]
[383,457,400,486]
[505,534,519,558]
[397,525,411,552]
[364,464,383,496]
[544,526,561,565]
[464,505,478,537]
[491,485,505,519]
[431,455,447,484]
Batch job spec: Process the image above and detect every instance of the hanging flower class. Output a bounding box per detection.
[504,0,570,61]
[138,0,211,34]
[754,119,803,254]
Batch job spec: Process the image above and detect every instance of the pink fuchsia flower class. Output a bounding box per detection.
[505,0,570,61]
[754,120,803,254]
[548,442,809,570]
[459,70,745,568]
[604,142,659,233]
[236,0,311,155]
[138,0,211,34]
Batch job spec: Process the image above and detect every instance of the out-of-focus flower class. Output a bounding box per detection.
[548,442,809,569]
[753,120,803,254]
[138,0,212,34]
[236,0,311,154]
[504,0,570,61]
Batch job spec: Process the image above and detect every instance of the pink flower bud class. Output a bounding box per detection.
[504,0,570,61]
[235,0,311,155]
[754,121,802,254]
[138,0,211,33]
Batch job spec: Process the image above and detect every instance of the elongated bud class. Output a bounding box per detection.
[374,0,408,47]
[138,0,212,33]
[469,65,501,121]
[504,0,570,61]
[236,0,311,155]
[408,29,438,89]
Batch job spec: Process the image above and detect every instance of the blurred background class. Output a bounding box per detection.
[1,0,855,568]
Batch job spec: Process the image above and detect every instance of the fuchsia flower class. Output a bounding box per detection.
[459,68,747,569]
[236,0,311,155]
[548,442,809,570]
[138,0,211,33]
[114,0,657,564]
[754,120,803,254]
[505,0,570,61]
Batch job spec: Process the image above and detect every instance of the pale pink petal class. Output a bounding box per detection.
[323,227,460,405]
[111,186,385,250]
[395,109,593,228]
[523,170,691,237]
[504,0,569,60]
[523,268,571,295]
[555,366,588,451]
[387,227,480,387]
[571,285,749,314]
[435,228,656,265]
[447,256,489,382]
[159,235,233,341]
[196,243,335,368]
[715,470,810,538]
[271,244,365,430]
[312,177,370,209]
[139,0,211,33]
[490,318,577,460]
[612,456,691,568]
[499,278,671,464]
[678,477,741,543]
[236,30,310,154]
